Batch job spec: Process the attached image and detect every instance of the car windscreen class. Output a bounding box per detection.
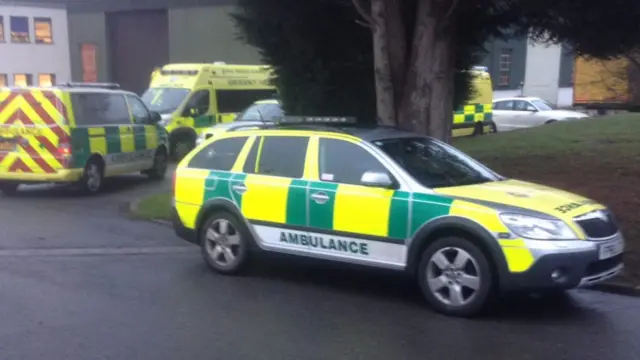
[141,87,189,114]
[372,137,502,188]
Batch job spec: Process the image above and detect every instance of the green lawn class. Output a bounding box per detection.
[132,192,172,221]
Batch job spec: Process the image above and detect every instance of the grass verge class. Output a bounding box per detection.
[132,192,172,221]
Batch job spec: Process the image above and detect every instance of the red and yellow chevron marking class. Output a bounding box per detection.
[0,89,70,174]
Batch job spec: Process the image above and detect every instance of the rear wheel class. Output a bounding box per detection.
[418,236,495,317]
[0,182,19,196]
[145,148,168,181]
[80,159,103,194]
[472,122,484,136]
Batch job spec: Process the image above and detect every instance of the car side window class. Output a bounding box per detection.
[182,90,210,117]
[318,138,388,185]
[494,100,514,111]
[514,100,534,111]
[243,136,308,178]
[126,95,151,124]
[71,93,130,125]
[188,136,248,171]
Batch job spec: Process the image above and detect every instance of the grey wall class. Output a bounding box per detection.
[67,12,110,81]
[168,5,261,64]
[480,36,528,91]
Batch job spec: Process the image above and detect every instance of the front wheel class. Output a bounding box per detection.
[171,137,196,162]
[418,236,495,317]
[200,212,251,275]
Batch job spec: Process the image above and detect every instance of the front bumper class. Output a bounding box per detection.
[501,234,624,291]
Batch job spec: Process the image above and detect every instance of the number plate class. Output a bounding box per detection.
[599,238,624,260]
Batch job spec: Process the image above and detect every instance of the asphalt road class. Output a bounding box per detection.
[1,171,640,360]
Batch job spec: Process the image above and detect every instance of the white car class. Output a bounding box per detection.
[492,96,589,132]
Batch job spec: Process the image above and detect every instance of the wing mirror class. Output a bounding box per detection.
[149,111,161,124]
[360,171,395,188]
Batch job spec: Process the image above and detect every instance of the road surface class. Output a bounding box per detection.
[1,173,639,360]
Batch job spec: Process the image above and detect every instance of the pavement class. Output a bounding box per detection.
[1,169,640,360]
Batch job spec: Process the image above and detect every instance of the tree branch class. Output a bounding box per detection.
[352,0,374,27]
[443,0,461,21]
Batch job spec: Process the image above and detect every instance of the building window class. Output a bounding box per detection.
[14,74,33,87]
[38,74,56,87]
[34,17,53,44]
[0,16,5,42]
[10,16,29,43]
[0,74,7,87]
[81,43,98,82]
[499,49,512,86]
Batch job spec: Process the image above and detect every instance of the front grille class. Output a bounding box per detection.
[585,254,623,277]
[575,210,618,239]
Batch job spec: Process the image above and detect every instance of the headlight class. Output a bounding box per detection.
[499,213,578,240]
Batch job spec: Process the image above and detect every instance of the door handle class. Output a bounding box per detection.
[232,184,247,194]
[310,192,330,204]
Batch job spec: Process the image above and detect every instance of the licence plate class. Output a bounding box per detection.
[0,141,15,151]
[599,238,624,260]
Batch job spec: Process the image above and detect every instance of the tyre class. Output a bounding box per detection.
[199,211,251,275]
[171,136,196,161]
[472,122,484,136]
[80,159,104,194]
[146,148,168,181]
[545,119,557,124]
[418,236,494,317]
[0,182,19,196]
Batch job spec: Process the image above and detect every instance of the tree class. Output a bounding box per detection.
[234,0,640,141]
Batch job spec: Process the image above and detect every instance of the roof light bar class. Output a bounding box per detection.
[275,116,357,124]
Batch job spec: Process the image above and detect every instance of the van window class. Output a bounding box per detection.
[243,136,308,178]
[216,89,278,114]
[72,93,131,126]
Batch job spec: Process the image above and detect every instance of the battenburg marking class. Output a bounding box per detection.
[279,231,369,256]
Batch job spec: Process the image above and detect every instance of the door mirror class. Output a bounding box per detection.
[149,111,161,124]
[188,107,199,117]
[360,171,394,188]
[526,106,537,112]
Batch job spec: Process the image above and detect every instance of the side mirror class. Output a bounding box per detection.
[360,171,395,188]
[189,107,201,117]
[527,107,538,112]
[149,111,161,124]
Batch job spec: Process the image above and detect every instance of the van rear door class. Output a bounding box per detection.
[0,89,71,175]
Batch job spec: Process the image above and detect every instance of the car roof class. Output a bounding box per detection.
[233,124,422,143]
[493,96,541,102]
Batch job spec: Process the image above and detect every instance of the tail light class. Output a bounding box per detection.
[57,139,72,168]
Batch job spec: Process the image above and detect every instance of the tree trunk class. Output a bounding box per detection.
[371,0,396,126]
[396,0,456,142]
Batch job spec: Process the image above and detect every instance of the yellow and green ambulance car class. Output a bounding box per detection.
[0,83,168,195]
[171,117,624,317]
[141,62,276,159]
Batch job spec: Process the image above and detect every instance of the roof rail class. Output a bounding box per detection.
[265,123,354,135]
[60,82,120,90]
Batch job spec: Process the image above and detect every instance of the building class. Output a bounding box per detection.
[56,0,261,94]
[0,3,71,87]
[481,35,575,107]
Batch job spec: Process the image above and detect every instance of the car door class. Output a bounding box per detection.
[492,100,515,131]
[125,94,156,168]
[303,136,406,267]
[181,89,215,133]
[513,100,539,129]
[238,134,311,248]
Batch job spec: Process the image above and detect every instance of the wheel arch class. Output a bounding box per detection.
[194,198,259,249]
[406,216,509,282]
[86,153,106,171]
